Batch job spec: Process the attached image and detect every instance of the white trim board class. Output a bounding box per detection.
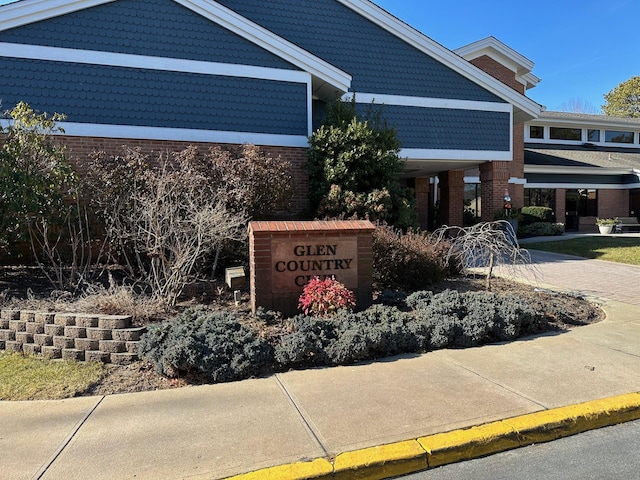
[0,120,310,148]
[0,42,312,83]
[526,182,640,190]
[463,176,527,185]
[0,0,116,31]
[342,92,512,113]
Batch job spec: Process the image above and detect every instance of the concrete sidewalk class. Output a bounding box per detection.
[2,246,640,480]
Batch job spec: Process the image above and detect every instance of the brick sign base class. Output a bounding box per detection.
[249,220,375,317]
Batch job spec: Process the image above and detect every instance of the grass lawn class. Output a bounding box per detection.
[0,352,104,400]
[525,236,640,265]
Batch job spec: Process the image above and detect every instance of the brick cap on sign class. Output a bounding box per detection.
[249,220,376,233]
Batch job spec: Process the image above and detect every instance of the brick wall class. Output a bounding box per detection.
[555,188,630,232]
[468,55,527,220]
[469,55,525,94]
[555,189,566,223]
[598,189,630,219]
[56,135,310,216]
[414,178,431,229]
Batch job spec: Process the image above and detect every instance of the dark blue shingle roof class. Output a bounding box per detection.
[216,0,504,102]
[0,0,298,70]
[0,57,308,135]
[355,104,510,150]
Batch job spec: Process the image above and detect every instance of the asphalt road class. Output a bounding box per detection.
[399,420,640,480]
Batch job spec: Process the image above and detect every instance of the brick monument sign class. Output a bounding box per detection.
[249,220,375,317]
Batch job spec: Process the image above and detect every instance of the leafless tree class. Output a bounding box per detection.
[432,220,538,290]
[131,160,248,305]
[557,97,600,115]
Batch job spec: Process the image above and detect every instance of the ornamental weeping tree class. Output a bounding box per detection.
[432,221,538,290]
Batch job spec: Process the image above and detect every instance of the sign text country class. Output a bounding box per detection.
[271,238,358,292]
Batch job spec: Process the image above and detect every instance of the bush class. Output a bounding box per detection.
[205,144,295,219]
[306,99,417,228]
[141,292,548,382]
[273,315,337,367]
[376,289,408,307]
[298,276,356,317]
[405,290,434,310]
[372,224,452,291]
[139,308,273,382]
[0,102,77,253]
[327,305,415,364]
[407,290,546,349]
[276,305,415,367]
[520,206,554,225]
[84,144,295,304]
[519,222,564,238]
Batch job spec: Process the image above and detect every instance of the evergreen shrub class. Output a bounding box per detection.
[139,308,273,382]
[273,315,337,367]
[141,292,548,382]
[376,289,408,307]
[519,222,565,238]
[520,206,554,225]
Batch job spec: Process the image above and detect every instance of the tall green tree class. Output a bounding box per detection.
[602,76,640,117]
[0,102,76,252]
[306,99,417,228]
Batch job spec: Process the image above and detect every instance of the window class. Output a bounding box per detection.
[529,126,544,139]
[550,127,581,141]
[524,188,556,214]
[567,188,598,217]
[587,129,600,142]
[605,130,634,144]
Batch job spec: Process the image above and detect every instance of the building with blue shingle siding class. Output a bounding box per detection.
[0,0,543,226]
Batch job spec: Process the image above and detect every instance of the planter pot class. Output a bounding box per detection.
[598,225,614,234]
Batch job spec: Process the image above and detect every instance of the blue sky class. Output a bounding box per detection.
[1,0,637,113]
[375,0,639,113]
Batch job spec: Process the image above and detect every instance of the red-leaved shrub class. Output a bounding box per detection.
[298,276,356,317]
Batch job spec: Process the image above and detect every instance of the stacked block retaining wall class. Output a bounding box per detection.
[0,309,144,364]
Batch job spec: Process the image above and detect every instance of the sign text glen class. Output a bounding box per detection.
[272,238,358,292]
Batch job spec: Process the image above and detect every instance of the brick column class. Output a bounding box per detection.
[439,170,465,226]
[479,161,510,221]
[509,124,525,210]
[414,177,431,230]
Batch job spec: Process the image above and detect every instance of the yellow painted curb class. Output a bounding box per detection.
[418,420,520,468]
[420,392,640,469]
[504,392,640,446]
[226,392,640,480]
[226,458,333,480]
[333,440,427,480]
